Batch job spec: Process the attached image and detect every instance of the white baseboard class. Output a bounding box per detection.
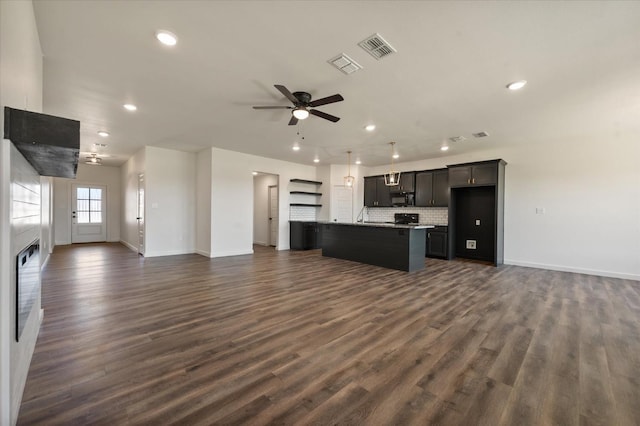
[40,252,50,270]
[120,240,138,253]
[211,248,254,258]
[504,259,640,281]
[39,308,44,324]
[195,249,211,258]
[143,249,195,258]
[253,241,268,246]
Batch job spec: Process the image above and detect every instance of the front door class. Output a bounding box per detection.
[268,185,278,247]
[71,184,107,243]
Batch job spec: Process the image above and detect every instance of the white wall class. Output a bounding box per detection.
[253,173,278,246]
[120,147,145,252]
[144,147,196,257]
[366,138,640,280]
[327,163,365,223]
[53,164,121,245]
[195,149,212,256]
[208,147,317,256]
[40,177,53,263]
[0,1,44,423]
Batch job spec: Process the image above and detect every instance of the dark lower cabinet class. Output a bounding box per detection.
[290,221,321,250]
[426,227,448,259]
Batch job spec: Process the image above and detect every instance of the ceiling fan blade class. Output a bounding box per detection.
[288,115,298,126]
[253,106,292,109]
[308,94,344,108]
[274,84,299,104]
[310,109,340,123]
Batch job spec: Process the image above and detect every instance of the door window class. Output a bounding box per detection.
[76,187,103,224]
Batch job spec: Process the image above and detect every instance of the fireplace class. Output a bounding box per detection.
[16,239,40,341]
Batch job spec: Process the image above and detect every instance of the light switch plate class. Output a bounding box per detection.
[475,220,481,226]
[466,240,477,249]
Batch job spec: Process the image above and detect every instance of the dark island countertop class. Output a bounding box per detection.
[318,221,435,230]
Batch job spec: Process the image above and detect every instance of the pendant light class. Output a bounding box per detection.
[384,142,401,186]
[344,150,355,187]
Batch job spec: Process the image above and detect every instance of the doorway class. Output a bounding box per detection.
[71,184,107,243]
[252,172,279,248]
[137,173,145,255]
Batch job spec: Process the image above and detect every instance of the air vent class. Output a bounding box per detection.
[358,33,397,60]
[328,53,362,75]
[472,131,490,138]
[448,136,466,143]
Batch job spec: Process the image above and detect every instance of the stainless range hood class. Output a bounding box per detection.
[4,107,80,178]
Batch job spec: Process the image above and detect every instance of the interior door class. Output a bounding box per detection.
[137,173,145,255]
[268,185,278,246]
[71,184,107,243]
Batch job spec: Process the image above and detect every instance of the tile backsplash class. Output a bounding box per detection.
[365,207,448,225]
[290,205,317,221]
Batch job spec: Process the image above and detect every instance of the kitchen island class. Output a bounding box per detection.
[319,222,432,272]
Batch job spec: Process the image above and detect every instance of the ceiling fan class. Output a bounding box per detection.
[85,153,102,165]
[253,84,344,125]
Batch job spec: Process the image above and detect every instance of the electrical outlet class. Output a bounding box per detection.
[466,240,477,249]
[536,207,545,214]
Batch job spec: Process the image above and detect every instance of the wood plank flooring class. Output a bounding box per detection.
[18,243,640,425]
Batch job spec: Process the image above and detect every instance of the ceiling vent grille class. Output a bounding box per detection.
[448,136,466,143]
[358,33,396,60]
[328,53,362,75]
[472,131,490,138]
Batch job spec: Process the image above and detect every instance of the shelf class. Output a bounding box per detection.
[290,203,322,207]
[290,179,322,185]
[290,191,322,196]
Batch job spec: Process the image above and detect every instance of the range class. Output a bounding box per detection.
[394,213,419,225]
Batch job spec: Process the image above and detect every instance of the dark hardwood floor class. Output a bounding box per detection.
[18,243,640,425]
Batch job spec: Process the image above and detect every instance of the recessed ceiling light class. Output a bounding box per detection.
[392,153,399,159]
[156,30,177,46]
[252,171,258,176]
[292,145,300,151]
[365,124,376,132]
[441,146,449,151]
[123,104,137,111]
[506,80,527,90]
[97,130,109,137]
[355,160,362,165]
[313,158,319,163]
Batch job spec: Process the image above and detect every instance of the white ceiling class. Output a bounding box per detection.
[32,1,640,167]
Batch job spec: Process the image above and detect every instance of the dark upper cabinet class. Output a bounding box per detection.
[398,172,415,192]
[364,177,377,207]
[415,169,448,207]
[432,169,449,206]
[447,159,507,266]
[364,176,392,207]
[448,161,498,187]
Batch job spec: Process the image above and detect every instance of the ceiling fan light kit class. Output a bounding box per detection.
[292,107,309,120]
[85,153,102,165]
